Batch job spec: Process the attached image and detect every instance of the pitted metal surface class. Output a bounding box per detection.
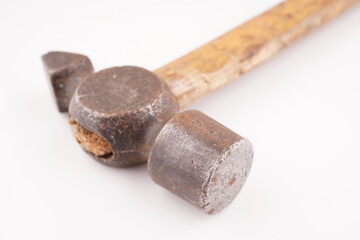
[148,110,253,214]
[42,51,94,112]
[69,66,179,167]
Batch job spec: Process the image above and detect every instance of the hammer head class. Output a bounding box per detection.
[69,66,179,167]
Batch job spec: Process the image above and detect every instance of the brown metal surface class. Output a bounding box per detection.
[148,110,254,214]
[42,51,94,112]
[69,66,179,167]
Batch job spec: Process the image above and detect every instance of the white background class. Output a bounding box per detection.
[1,0,359,239]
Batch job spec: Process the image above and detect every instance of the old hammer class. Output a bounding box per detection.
[42,0,358,213]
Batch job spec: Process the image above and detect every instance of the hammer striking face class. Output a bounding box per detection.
[148,110,254,214]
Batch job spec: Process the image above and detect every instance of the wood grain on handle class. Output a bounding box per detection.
[155,0,358,109]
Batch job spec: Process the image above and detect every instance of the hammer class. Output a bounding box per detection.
[42,0,357,213]
[43,0,357,166]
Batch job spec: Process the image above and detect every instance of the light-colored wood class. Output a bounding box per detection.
[69,118,112,157]
[155,0,358,109]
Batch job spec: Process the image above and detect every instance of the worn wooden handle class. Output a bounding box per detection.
[155,0,358,109]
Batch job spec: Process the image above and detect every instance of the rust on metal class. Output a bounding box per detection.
[69,66,179,167]
[42,51,94,112]
[148,110,254,214]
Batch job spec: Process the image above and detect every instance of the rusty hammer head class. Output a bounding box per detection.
[42,51,254,214]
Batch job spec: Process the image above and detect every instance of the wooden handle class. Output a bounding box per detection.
[154,0,358,109]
